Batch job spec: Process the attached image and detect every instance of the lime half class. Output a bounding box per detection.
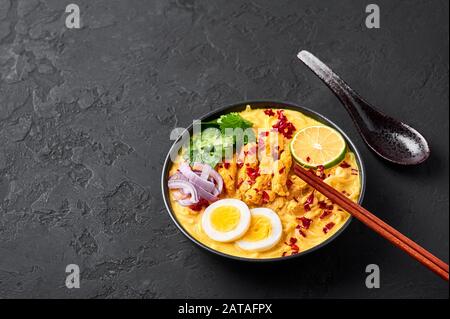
[290,125,346,169]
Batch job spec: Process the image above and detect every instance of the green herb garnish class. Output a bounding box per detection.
[212,113,254,133]
[183,113,254,167]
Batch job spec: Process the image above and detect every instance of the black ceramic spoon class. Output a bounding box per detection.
[297,50,430,165]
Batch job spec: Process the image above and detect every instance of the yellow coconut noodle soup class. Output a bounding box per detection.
[168,105,361,259]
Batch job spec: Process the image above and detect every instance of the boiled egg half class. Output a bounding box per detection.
[236,208,282,252]
[201,199,251,242]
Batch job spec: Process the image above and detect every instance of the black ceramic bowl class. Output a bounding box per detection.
[161,100,366,262]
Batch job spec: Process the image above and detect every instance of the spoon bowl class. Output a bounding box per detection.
[297,50,430,165]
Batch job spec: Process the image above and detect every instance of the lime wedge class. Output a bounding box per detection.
[290,125,346,169]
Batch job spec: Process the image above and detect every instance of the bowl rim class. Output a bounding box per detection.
[161,100,366,262]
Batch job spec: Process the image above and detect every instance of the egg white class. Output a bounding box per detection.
[201,199,251,242]
[236,208,282,252]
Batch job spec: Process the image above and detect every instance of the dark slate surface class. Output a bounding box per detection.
[0,0,448,299]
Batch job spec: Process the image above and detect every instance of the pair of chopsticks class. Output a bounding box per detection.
[293,164,449,281]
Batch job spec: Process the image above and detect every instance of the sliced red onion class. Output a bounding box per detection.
[168,179,199,206]
[172,189,190,201]
[195,185,219,202]
[178,198,198,206]
[179,163,215,193]
[169,172,187,181]
[211,187,221,197]
[192,162,223,194]
[209,169,223,194]
[172,190,183,200]
[199,164,211,180]
[170,162,224,206]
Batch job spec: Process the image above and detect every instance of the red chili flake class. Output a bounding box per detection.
[237,180,243,188]
[306,156,311,163]
[237,162,244,169]
[217,164,223,169]
[285,237,301,252]
[339,161,351,168]
[260,131,269,137]
[189,198,209,211]
[304,191,315,206]
[223,162,230,169]
[282,251,287,257]
[320,210,332,219]
[323,222,335,234]
[291,250,299,255]
[262,191,270,203]
[351,168,358,175]
[264,109,275,116]
[246,167,260,182]
[316,165,326,179]
[295,225,307,237]
[286,179,293,187]
[243,150,249,156]
[318,201,327,209]
[297,216,312,229]
[318,201,334,210]
[272,110,296,139]
[278,167,285,174]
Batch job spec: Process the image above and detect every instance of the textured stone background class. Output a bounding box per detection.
[0,0,448,298]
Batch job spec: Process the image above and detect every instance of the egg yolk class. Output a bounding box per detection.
[210,206,241,232]
[240,216,272,242]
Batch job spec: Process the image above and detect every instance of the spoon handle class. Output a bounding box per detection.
[297,50,375,129]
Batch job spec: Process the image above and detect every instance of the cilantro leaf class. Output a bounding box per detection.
[184,113,254,168]
[216,113,253,132]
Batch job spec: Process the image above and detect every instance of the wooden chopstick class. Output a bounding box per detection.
[293,164,449,281]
